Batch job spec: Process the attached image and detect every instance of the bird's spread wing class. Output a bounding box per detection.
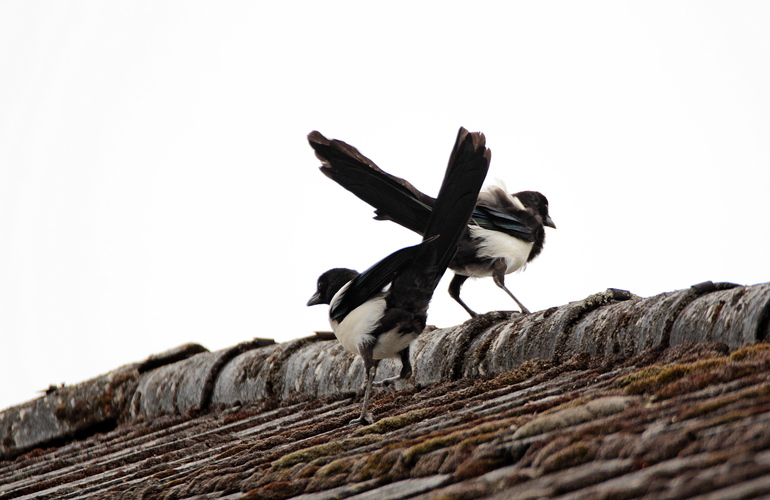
[308,131,434,235]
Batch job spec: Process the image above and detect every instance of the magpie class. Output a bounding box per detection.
[307,131,555,317]
[307,127,490,425]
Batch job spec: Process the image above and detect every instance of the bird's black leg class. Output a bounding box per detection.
[398,347,412,379]
[448,274,478,318]
[351,344,378,426]
[492,259,530,314]
[376,346,412,388]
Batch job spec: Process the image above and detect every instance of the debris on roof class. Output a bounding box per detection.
[1,281,769,499]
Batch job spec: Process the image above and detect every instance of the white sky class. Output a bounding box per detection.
[1,2,769,411]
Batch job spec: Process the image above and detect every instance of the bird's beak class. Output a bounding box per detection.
[307,292,323,306]
[544,215,556,229]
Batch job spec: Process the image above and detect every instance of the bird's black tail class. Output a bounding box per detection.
[391,128,491,308]
[308,131,435,235]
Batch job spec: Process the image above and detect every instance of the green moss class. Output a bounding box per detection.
[453,457,507,481]
[541,441,598,473]
[495,359,554,387]
[621,358,727,396]
[456,431,499,451]
[617,366,666,387]
[272,435,382,469]
[404,435,459,466]
[354,408,436,436]
[660,363,759,399]
[296,463,321,479]
[729,343,770,361]
[314,456,356,477]
[620,351,769,400]
[355,449,402,480]
[242,480,307,500]
[400,423,505,466]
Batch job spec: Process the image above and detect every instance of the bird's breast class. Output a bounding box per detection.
[330,297,417,360]
[466,226,534,276]
[330,297,387,357]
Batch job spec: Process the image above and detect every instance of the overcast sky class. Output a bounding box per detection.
[1,2,768,411]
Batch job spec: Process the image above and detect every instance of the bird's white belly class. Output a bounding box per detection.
[372,330,417,359]
[467,226,534,276]
[329,295,414,360]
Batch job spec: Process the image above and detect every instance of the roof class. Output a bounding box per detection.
[1,280,769,499]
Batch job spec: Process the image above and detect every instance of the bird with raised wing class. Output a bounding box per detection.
[307,127,490,425]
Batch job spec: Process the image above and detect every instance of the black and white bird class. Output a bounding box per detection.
[307,127,490,425]
[307,131,555,317]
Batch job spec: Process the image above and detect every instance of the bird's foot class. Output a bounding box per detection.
[349,413,374,426]
[497,310,527,316]
[374,376,401,388]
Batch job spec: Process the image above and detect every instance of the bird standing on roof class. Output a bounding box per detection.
[307,127,491,425]
[308,131,555,317]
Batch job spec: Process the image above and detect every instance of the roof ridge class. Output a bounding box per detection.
[1,281,768,461]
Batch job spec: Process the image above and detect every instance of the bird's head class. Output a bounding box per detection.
[514,190,556,229]
[307,268,359,306]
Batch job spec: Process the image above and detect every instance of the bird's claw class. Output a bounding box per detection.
[349,413,374,426]
[374,376,401,388]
